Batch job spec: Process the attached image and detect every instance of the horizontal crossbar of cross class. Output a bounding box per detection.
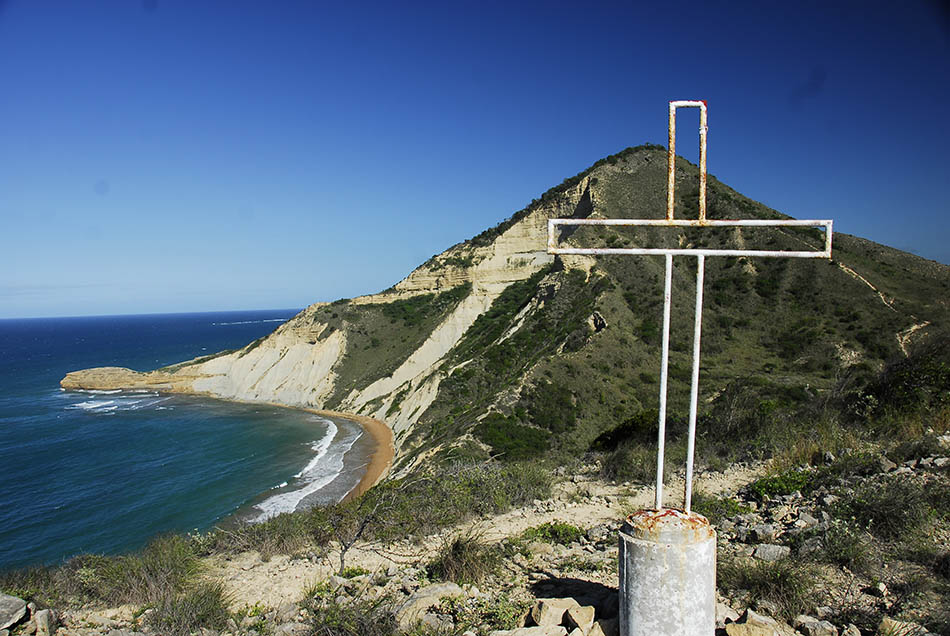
[547,218,834,258]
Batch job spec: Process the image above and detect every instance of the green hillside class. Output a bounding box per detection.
[382,145,949,474]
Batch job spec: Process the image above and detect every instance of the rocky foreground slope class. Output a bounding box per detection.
[5,432,948,636]
[62,145,950,478]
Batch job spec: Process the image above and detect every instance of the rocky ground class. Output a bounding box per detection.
[2,437,947,636]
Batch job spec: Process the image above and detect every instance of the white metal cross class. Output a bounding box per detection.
[547,100,833,513]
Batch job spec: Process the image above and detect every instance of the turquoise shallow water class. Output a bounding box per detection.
[0,311,372,570]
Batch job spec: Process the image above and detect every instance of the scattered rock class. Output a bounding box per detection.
[754,600,782,617]
[0,594,26,631]
[750,524,779,542]
[725,624,778,636]
[33,609,54,636]
[797,512,819,529]
[276,600,298,623]
[753,544,790,561]
[863,582,888,598]
[421,612,454,632]
[531,598,580,626]
[564,606,595,633]
[588,311,607,333]
[586,525,611,543]
[717,601,741,627]
[489,627,568,636]
[842,625,861,636]
[274,623,310,636]
[799,536,823,556]
[588,617,618,636]
[877,616,927,635]
[395,582,464,629]
[741,609,779,627]
[794,615,838,636]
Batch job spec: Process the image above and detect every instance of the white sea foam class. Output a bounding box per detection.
[293,420,338,478]
[251,420,362,521]
[67,393,170,413]
[212,318,287,326]
[70,400,116,411]
[77,389,122,395]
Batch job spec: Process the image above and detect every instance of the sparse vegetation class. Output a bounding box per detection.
[427,532,501,585]
[690,492,751,525]
[521,522,584,546]
[147,581,232,636]
[718,556,817,621]
[301,582,402,636]
[747,468,813,501]
[838,475,935,541]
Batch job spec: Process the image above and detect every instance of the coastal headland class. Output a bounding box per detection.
[60,366,394,500]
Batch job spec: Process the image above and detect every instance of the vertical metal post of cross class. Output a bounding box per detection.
[547,100,833,636]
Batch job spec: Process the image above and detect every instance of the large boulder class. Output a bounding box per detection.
[530,598,580,626]
[0,594,26,631]
[488,627,568,636]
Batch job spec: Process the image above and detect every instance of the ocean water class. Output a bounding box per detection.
[0,311,374,571]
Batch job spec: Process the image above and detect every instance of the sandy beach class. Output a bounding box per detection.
[254,401,394,504]
[299,408,394,502]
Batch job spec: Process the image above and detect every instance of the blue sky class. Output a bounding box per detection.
[1,0,947,318]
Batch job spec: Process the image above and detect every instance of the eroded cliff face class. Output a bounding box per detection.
[60,175,596,453]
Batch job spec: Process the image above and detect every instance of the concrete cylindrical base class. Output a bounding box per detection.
[618,508,716,636]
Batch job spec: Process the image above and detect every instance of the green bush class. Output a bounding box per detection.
[820,521,872,572]
[301,582,401,636]
[427,532,501,585]
[590,409,664,451]
[2,534,200,608]
[840,476,934,541]
[858,334,950,417]
[748,469,812,501]
[380,284,471,327]
[889,434,948,464]
[438,592,531,633]
[690,492,751,525]
[718,556,816,620]
[521,522,584,546]
[147,581,232,636]
[340,566,369,579]
[525,381,577,434]
[194,508,319,559]
[474,413,550,461]
[812,450,881,489]
[365,461,553,544]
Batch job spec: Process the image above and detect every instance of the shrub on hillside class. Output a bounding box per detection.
[521,522,584,546]
[838,475,934,541]
[474,413,550,461]
[857,333,950,417]
[427,532,501,585]
[147,581,231,636]
[718,556,816,621]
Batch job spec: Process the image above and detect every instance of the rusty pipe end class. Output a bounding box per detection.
[622,508,714,544]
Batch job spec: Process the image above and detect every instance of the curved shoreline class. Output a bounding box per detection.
[299,409,394,502]
[180,400,394,506]
[60,367,394,505]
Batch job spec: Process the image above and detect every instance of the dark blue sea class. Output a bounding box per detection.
[0,311,374,571]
